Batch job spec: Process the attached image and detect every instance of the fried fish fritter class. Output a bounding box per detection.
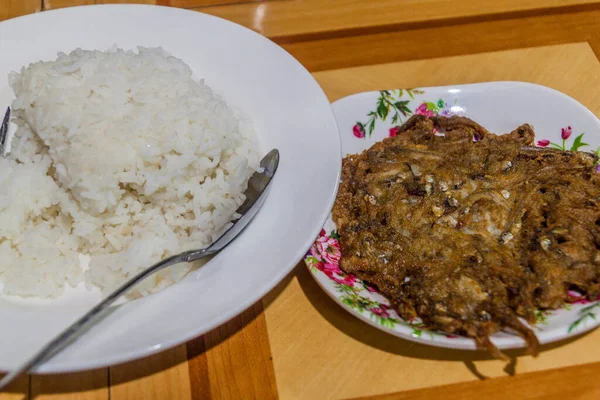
[333,115,600,358]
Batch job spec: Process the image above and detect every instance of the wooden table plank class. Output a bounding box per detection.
[200,0,600,41]
[186,301,278,400]
[0,376,29,400]
[281,6,600,72]
[43,0,94,10]
[0,0,40,21]
[30,370,109,400]
[169,1,270,8]
[110,345,192,400]
[357,361,600,400]
[94,1,158,4]
[314,42,600,107]
[42,0,270,9]
[262,42,600,400]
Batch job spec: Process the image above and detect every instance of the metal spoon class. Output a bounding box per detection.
[0,148,279,390]
[0,107,9,156]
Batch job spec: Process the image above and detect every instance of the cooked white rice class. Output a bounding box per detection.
[1,47,259,298]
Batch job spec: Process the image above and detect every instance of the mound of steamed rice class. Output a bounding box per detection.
[0,47,259,298]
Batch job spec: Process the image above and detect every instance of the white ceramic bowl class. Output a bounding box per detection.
[0,5,341,372]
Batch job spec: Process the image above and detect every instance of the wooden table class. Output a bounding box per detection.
[3,1,600,399]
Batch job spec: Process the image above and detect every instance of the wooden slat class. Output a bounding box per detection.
[93,0,158,4]
[0,375,29,400]
[30,370,109,400]
[281,7,600,72]
[186,301,277,400]
[186,336,211,400]
[170,0,268,8]
[43,0,94,9]
[312,40,600,105]
[200,0,600,40]
[356,361,600,400]
[110,345,192,400]
[42,0,266,10]
[0,0,41,21]
[43,0,95,10]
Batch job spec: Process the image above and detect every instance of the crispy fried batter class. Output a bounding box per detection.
[333,115,600,357]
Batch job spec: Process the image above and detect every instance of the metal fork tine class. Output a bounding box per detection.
[1,106,11,156]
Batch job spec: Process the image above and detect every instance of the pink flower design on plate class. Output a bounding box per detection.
[561,126,573,140]
[567,290,600,304]
[314,235,342,264]
[309,229,328,258]
[317,261,356,287]
[370,306,390,318]
[322,262,343,276]
[414,103,435,117]
[353,124,365,138]
[389,126,400,137]
[343,273,357,286]
[537,139,550,147]
[309,244,319,258]
[365,284,378,293]
[327,270,357,287]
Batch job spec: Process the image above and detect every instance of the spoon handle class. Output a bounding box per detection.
[0,252,194,390]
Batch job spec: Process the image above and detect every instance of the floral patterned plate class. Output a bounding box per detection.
[305,81,600,351]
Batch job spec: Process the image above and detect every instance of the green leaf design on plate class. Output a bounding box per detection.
[305,255,319,264]
[377,101,388,119]
[368,118,376,135]
[395,100,411,117]
[570,133,589,152]
[568,302,600,333]
[356,89,424,137]
[535,310,549,326]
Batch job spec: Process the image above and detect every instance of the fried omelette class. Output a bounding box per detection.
[333,115,600,358]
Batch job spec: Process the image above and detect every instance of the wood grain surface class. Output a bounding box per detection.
[1,1,600,399]
[196,301,277,400]
[0,0,40,20]
[31,370,109,400]
[42,0,270,9]
[43,0,94,9]
[357,361,600,400]
[282,7,600,71]
[110,345,192,400]
[200,0,600,40]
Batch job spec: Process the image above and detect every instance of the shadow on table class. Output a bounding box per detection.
[294,262,595,380]
[0,374,28,400]
[186,265,296,356]
[4,269,298,397]
[1,368,109,399]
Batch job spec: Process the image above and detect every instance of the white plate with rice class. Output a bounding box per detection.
[0,5,341,372]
